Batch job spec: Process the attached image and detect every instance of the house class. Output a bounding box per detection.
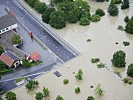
[0,5,17,34]
[0,51,20,68]
[27,51,41,62]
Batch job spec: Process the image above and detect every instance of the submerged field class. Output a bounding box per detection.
[2,0,133,100]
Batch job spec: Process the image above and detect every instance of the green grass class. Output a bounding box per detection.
[16,78,25,83]
[0,68,13,75]
[30,61,42,67]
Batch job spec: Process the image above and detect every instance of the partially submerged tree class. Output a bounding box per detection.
[43,87,50,97]
[35,92,43,100]
[95,84,104,96]
[125,17,133,34]
[5,91,16,100]
[0,45,4,55]
[95,9,105,17]
[127,64,133,77]
[56,95,64,100]
[121,0,130,10]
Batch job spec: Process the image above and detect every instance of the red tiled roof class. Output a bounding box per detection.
[29,51,41,61]
[0,53,14,67]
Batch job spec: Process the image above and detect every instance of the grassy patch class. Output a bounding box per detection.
[91,58,100,63]
[0,68,13,75]
[30,61,42,67]
[122,78,133,85]
[96,62,105,68]
[15,78,25,83]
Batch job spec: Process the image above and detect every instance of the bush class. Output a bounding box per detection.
[91,14,100,22]
[122,78,133,84]
[127,64,133,77]
[63,79,69,84]
[5,91,16,100]
[56,95,64,100]
[75,87,80,93]
[97,62,105,68]
[125,17,133,34]
[111,50,126,67]
[80,16,90,26]
[49,11,66,29]
[95,84,104,96]
[25,80,39,90]
[35,92,43,100]
[91,58,100,63]
[43,87,50,97]
[34,1,47,14]
[87,96,95,100]
[24,0,38,8]
[95,9,105,17]
[0,45,4,55]
[22,59,31,68]
[121,0,129,10]
[12,34,21,45]
[123,41,130,46]
[75,69,83,80]
[124,16,129,23]
[68,9,78,23]
[117,25,124,31]
[107,2,119,16]
[96,0,105,2]
[42,7,55,24]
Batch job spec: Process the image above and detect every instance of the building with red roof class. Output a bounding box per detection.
[28,51,41,62]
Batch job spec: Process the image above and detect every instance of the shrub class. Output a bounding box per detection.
[5,91,16,100]
[107,2,119,16]
[43,87,50,97]
[49,11,66,29]
[96,0,105,2]
[95,84,104,96]
[122,78,133,84]
[75,69,83,80]
[35,92,43,100]
[25,80,39,90]
[124,16,129,23]
[22,59,31,68]
[123,41,130,46]
[111,0,122,4]
[56,95,64,100]
[125,17,133,34]
[68,9,78,23]
[127,64,133,77]
[80,16,90,26]
[95,9,105,17]
[121,0,129,10]
[91,14,100,22]
[87,39,92,42]
[117,25,124,31]
[91,58,100,63]
[42,7,55,24]
[34,1,47,14]
[87,96,95,100]
[63,79,69,84]
[0,45,4,55]
[0,61,7,69]
[111,50,126,67]
[25,0,38,8]
[12,34,21,45]
[75,87,80,93]
[97,62,105,68]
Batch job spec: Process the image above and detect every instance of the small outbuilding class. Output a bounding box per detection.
[27,51,41,62]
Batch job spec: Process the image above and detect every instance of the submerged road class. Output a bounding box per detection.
[0,0,78,62]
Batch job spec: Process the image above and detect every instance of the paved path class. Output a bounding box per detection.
[0,0,78,62]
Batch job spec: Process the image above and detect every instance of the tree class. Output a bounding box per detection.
[111,0,122,4]
[75,87,80,93]
[56,95,64,100]
[29,0,38,8]
[49,11,66,29]
[87,96,95,100]
[127,64,133,77]
[107,2,119,16]
[0,45,4,55]
[124,16,129,23]
[91,14,100,22]
[43,87,50,97]
[35,92,43,100]
[63,79,69,84]
[95,9,105,17]
[68,9,78,23]
[96,0,105,2]
[0,61,7,69]
[34,1,47,14]
[80,16,90,25]
[111,50,126,67]
[125,17,133,34]
[5,91,16,100]
[25,80,39,90]
[121,0,129,10]
[95,84,104,96]
[42,7,55,24]
[75,69,83,80]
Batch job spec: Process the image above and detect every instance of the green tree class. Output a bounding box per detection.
[42,7,55,24]
[95,9,105,17]
[68,9,79,23]
[49,11,66,29]
[43,87,50,97]
[75,87,80,93]
[75,69,83,80]
[125,17,133,34]
[96,0,105,2]
[5,91,16,100]
[124,16,129,23]
[63,79,69,84]
[35,92,43,100]
[0,45,4,55]
[107,2,119,16]
[34,1,47,14]
[91,14,100,22]
[111,50,126,67]
[121,0,129,10]
[87,96,95,100]
[95,84,104,96]
[0,61,7,69]
[56,95,64,100]
[127,64,133,77]
[29,0,38,8]
[25,80,39,90]
[111,0,122,4]
[80,16,90,26]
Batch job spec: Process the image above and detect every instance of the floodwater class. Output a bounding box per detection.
[2,0,133,100]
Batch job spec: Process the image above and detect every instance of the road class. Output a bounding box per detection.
[0,0,78,62]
